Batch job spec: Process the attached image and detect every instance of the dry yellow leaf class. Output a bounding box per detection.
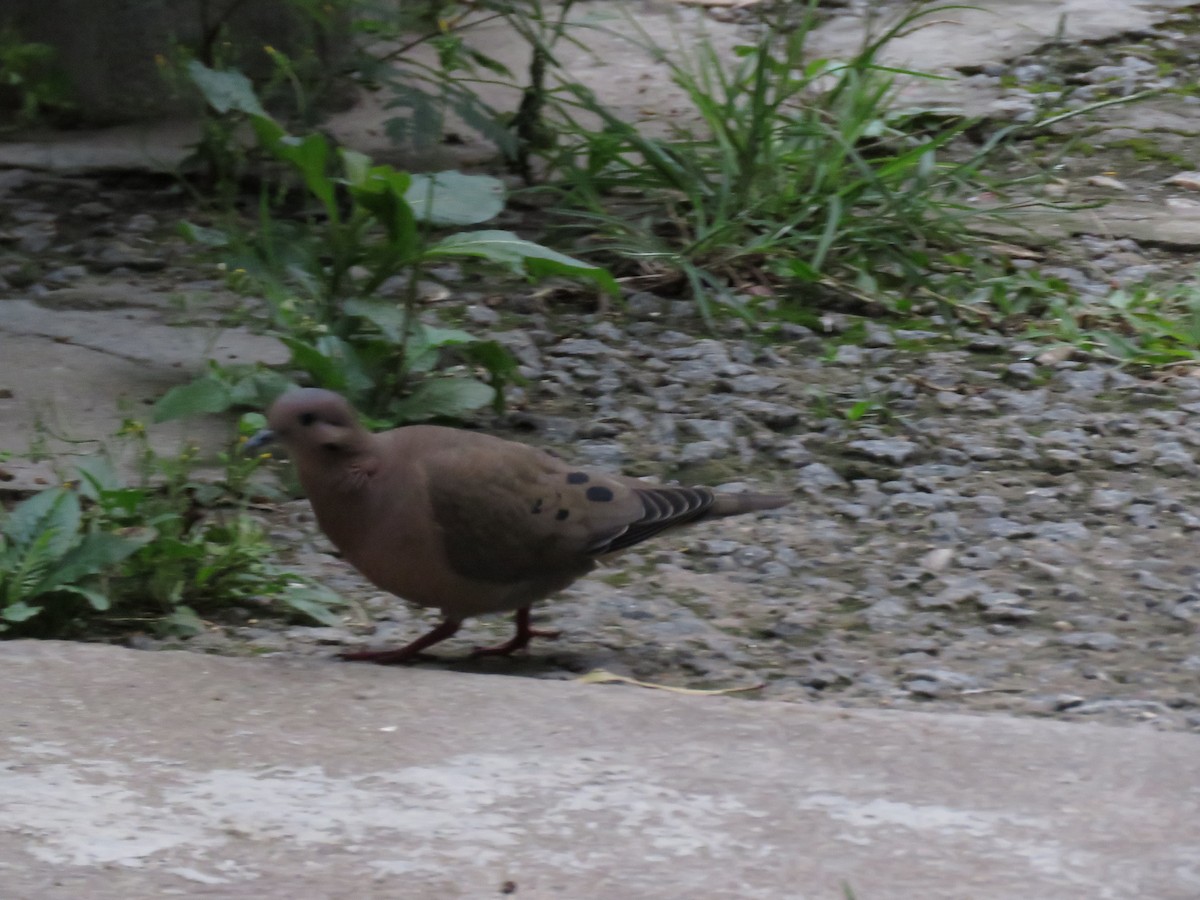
[575,669,764,695]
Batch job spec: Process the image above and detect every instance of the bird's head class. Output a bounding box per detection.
[248,389,370,467]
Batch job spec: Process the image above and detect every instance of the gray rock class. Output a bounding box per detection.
[796,463,847,491]
[722,374,784,394]
[464,304,500,326]
[1058,632,1123,652]
[1153,443,1197,476]
[678,441,729,465]
[87,241,164,271]
[1033,521,1089,542]
[1004,362,1040,383]
[1090,489,1133,512]
[549,338,619,358]
[863,323,895,348]
[682,419,735,444]
[833,345,865,366]
[846,439,918,464]
[730,399,801,430]
[986,517,1036,539]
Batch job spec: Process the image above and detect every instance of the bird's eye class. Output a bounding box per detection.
[299,412,317,426]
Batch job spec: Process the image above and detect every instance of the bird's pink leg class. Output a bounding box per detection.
[340,618,462,665]
[471,607,561,657]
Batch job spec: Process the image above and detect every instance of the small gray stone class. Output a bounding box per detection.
[550,339,619,357]
[698,540,740,556]
[797,463,847,491]
[1153,444,1196,475]
[1033,521,1089,542]
[464,304,500,326]
[723,374,784,394]
[678,441,729,465]
[1058,632,1123,652]
[863,323,895,348]
[833,345,865,366]
[1004,362,1039,383]
[846,439,917,464]
[1090,489,1133,512]
[986,517,1035,539]
[682,419,735,444]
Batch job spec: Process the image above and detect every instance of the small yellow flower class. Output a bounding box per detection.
[264,44,277,55]
[258,452,273,461]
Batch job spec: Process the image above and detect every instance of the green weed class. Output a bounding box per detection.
[162,62,616,425]
[0,25,74,127]
[0,433,344,640]
[1034,278,1200,369]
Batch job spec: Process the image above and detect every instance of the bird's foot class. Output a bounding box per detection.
[339,618,462,665]
[471,626,561,658]
[338,646,426,665]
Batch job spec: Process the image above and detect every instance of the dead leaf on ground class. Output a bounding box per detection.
[576,668,764,695]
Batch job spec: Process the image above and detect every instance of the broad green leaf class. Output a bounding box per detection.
[389,376,495,421]
[280,336,345,390]
[239,412,269,436]
[74,455,120,500]
[281,588,345,626]
[462,340,521,384]
[427,231,619,296]
[1,600,41,623]
[162,605,207,636]
[250,114,287,151]
[316,335,374,396]
[340,149,372,188]
[3,488,79,557]
[186,61,269,117]
[227,368,296,408]
[273,132,335,216]
[402,324,487,376]
[343,298,408,342]
[153,376,234,422]
[56,583,111,612]
[416,325,480,348]
[47,529,157,589]
[178,221,230,247]
[405,172,505,226]
[349,167,418,258]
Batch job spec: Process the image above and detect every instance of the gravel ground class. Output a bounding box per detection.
[2,8,1200,733]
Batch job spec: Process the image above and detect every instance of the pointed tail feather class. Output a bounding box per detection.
[708,491,790,518]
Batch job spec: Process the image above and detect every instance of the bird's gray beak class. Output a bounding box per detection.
[244,429,277,456]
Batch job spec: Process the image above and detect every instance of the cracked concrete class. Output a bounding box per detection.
[2,641,1198,900]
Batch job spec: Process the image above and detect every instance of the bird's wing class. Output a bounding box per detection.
[420,441,717,584]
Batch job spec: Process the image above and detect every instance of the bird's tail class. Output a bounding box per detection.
[708,491,790,518]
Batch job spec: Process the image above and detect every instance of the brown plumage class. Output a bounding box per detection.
[253,388,790,664]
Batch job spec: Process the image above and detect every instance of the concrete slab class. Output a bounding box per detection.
[1,641,1197,899]
[0,298,288,476]
[812,0,1200,76]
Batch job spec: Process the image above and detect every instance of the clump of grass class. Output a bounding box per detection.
[537,1,1020,320]
[1035,277,1200,369]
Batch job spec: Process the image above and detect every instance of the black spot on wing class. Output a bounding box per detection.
[566,471,590,484]
[586,486,615,503]
[531,498,544,514]
[556,509,570,521]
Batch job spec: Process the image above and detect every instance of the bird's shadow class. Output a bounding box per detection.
[334,649,595,681]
